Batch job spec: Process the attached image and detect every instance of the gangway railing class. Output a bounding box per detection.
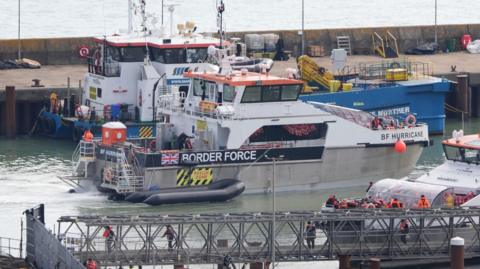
[58,208,480,267]
[372,32,386,58]
[72,140,95,177]
[0,236,22,258]
[386,31,400,58]
[101,148,144,193]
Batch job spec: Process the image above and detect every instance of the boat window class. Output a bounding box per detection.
[281,84,301,100]
[106,46,121,62]
[186,48,208,63]
[249,123,328,142]
[241,86,262,103]
[152,48,187,64]
[241,84,302,103]
[262,86,281,102]
[119,47,146,62]
[444,145,480,164]
[223,85,236,102]
[192,79,211,98]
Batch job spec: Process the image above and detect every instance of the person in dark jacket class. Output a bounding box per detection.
[305,221,316,249]
[163,225,176,250]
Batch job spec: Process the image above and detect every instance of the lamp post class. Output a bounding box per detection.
[301,0,305,56]
[434,0,438,44]
[17,0,21,59]
[265,154,284,269]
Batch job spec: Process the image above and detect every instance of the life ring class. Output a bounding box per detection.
[405,114,416,127]
[78,46,90,58]
[318,67,326,75]
[149,140,157,151]
[103,167,114,183]
[389,61,401,69]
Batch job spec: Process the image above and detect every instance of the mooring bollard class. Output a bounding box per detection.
[369,258,380,269]
[5,86,16,138]
[450,237,464,269]
[338,254,351,269]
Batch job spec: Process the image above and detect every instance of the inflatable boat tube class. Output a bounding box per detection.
[130,178,245,205]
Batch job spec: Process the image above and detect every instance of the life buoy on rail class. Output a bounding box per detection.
[103,167,114,183]
[405,114,416,127]
[78,45,90,58]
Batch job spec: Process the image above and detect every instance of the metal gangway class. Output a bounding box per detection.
[57,208,480,267]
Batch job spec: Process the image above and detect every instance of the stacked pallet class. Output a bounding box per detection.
[307,45,326,57]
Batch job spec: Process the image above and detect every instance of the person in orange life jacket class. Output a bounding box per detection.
[163,225,176,251]
[102,226,115,253]
[417,194,431,209]
[388,198,402,208]
[85,258,97,269]
[83,129,94,142]
[399,219,409,244]
[465,191,475,202]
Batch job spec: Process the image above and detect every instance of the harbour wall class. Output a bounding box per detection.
[0,24,480,64]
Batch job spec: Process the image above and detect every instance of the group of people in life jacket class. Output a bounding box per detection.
[370,114,416,130]
[325,194,432,209]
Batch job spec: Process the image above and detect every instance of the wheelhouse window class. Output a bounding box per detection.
[241,84,302,103]
[241,86,262,103]
[444,145,480,164]
[192,79,213,98]
[223,84,236,102]
[106,46,121,61]
[152,48,186,64]
[249,123,328,142]
[186,48,208,63]
[119,47,146,62]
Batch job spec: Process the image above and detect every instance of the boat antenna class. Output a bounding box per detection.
[161,0,164,26]
[140,0,148,34]
[128,0,133,33]
[217,0,225,48]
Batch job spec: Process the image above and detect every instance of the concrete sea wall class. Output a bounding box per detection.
[0,24,479,64]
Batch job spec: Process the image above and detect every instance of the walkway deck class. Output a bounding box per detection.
[58,208,480,266]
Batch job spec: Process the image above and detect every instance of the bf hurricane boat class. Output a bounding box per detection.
[37,0,223,140]
[72,52,430,202]
[297,56,451,134]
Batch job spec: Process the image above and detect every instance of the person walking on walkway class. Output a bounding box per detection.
[163,225,176,251]
[103,226,115,253]
[305,221,316,249]
[399,219,409,244]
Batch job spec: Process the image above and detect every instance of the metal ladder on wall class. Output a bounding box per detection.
[337,36,352,55]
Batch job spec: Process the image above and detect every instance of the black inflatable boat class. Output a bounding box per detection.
[125,178,245,205]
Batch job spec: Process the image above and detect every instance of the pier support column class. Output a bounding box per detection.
[5,86,16,138]
[456,74,471,118]
[369,258,380,269]
[338,254,351,269]
[450,237,464,269]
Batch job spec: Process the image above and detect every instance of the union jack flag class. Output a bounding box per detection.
[161,152,179,165]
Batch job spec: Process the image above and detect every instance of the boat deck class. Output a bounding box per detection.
[1,51,480,90]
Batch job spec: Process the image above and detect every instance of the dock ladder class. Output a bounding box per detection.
[336,35,352,55]
[372,31,399,58]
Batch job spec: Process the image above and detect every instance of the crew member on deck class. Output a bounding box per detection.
[417,194,431,209]
[388,198,403,208]
[83,129,94,142]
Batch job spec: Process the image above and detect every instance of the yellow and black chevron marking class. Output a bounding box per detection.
[176,168,213,187]
[176,169,191,186]
[139,126,153,138]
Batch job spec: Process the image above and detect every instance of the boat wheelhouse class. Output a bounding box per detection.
[39,0,223,140]
[414,132,480,195]
[73,66,430,201]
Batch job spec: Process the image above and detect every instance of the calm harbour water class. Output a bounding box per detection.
[0,118,478,240]
[0,0,479,39]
